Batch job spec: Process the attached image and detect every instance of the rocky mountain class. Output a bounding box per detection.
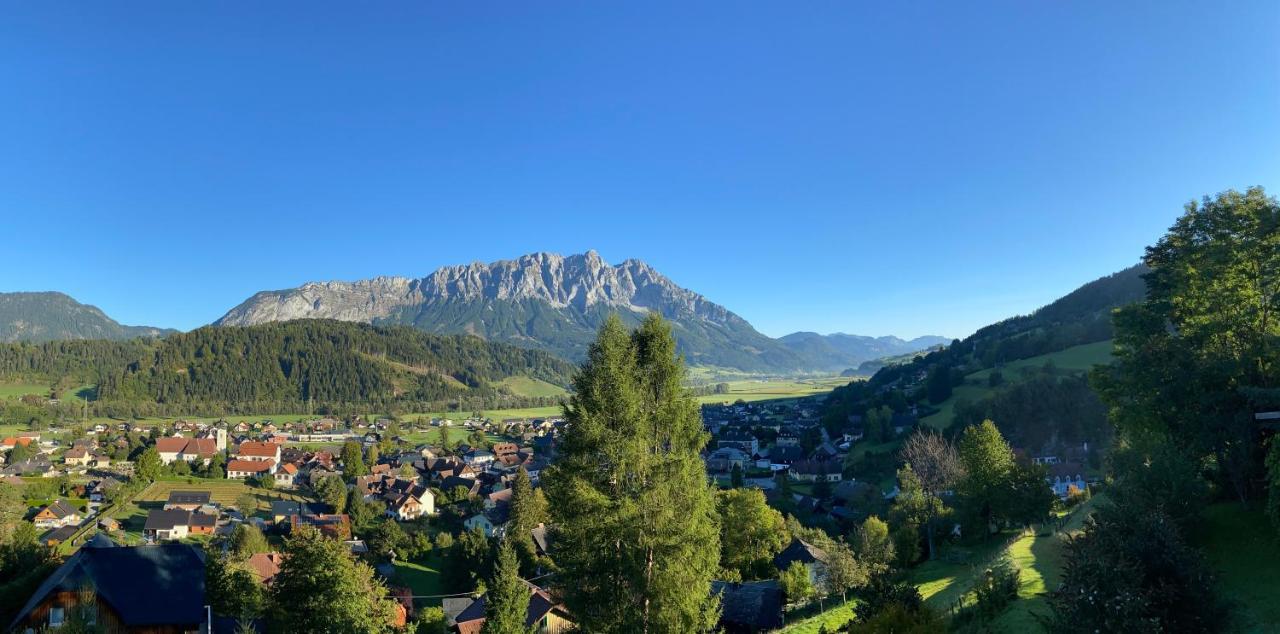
[778,332,952,372]
[216,251,811,371]
[0,292,175,343]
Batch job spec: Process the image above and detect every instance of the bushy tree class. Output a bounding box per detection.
[230,523,269,559]
[315,474,348,513]
[853,516,895,576]
[135,446,161,482]
[957,420,1014,533]
[1046,499,1228,633]
[717,488,789,580]
[206,549,264,620]
[267,525,398,633]
[779,561,813,606]
[544,314,721,633]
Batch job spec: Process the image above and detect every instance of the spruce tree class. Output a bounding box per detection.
[483,540,531,634]
[545,314,721,633]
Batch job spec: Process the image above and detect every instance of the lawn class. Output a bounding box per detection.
[0,382,49,399]
[497,376,567,399]
[778,601,856,633]
[1196,502,1280,632]
[393,554,447,607]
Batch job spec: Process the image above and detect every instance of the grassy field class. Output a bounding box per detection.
[1197,502,1280,632]
[778,601,857,633]
[497,376,567,398]
[0,382,49,399]
[920,340,1114,430]
[393,554,447,606]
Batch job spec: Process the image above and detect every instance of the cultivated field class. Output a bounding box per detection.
[133,479,314,512]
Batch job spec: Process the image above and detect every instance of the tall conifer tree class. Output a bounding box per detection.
[545,314,721,633]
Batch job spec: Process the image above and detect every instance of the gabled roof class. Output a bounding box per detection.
[228,459,275,473]
[773,538,829,570]
[9,544,206,629]
[237,441,279,458]
[39,499,78,519]
[144,509,194,531]
[155,437,189,453]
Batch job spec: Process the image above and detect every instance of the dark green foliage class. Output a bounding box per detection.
[823,264,1147,427]
[1046,498,1228,633]
[443,527,492,593]
[967,554,1020,622]
[853,575,925,625]
[545,314,721,633]
[1093,188,1278,501]
[0,319,575,417]
[954,373,1109,451]
[483,541,531,634]
[267,525,398,633]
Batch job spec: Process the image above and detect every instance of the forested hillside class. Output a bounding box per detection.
[0,320,576,416]
[823,263,1147,426]
[0,291,174,342]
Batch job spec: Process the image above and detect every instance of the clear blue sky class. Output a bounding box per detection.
[2,2,1276,339]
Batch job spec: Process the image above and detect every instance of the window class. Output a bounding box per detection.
[48,606,64,627]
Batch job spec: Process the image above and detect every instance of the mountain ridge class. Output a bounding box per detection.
[214,251,948,373]
[0,291,175,343]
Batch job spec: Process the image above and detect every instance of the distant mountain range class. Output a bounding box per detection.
[214,251,947,373]
[776,332,952,372]
[0,292,174,343]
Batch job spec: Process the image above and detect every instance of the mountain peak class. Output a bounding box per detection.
[0,291,174,343]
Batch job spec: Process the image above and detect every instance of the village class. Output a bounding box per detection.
[0,389,1104,634]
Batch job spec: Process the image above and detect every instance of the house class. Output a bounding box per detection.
[773,538,829,586]
[164,490,212,511]
[63,447,91,466]
[274,463,299,488]
[463,513,496,537]
[33,500,80,529]
[788,459,843,483]
[144,509,216,541]
[707,446,750,473]
[236,441,282,465]
[246,552,285,585]
[7,543,207,633]
[449,579,572,634]
[290,513,352,540]
[531,523,552,558]
[41,525,80,547]
[711,580,784,633]
[768,445,804,469]
[718,429,760,455]
[227,459,276,479]
[387,490,434,521]
[155,437,219,466]
[1047,463,1087,499]
[0,436,36,452]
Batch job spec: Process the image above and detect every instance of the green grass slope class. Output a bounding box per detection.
[921,340,1114,430]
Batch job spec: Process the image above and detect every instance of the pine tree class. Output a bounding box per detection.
[341,441,368,477]
[483,541,531,634]
[545,314,721,633]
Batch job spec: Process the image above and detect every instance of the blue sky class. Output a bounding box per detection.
[1,2,1276,339]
